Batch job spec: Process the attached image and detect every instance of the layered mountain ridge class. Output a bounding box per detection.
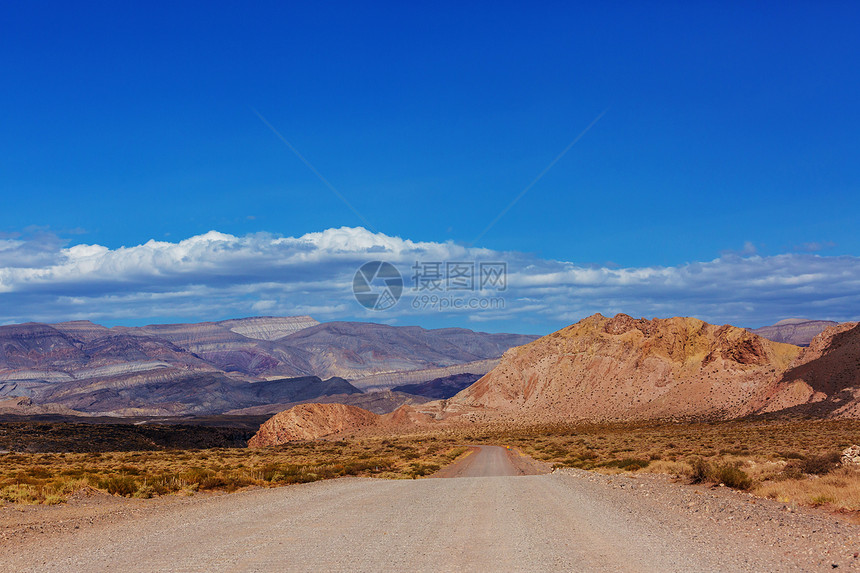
[751,319,838,347]
[0,316,537,416]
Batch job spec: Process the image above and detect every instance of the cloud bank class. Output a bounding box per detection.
[1,227,858,331]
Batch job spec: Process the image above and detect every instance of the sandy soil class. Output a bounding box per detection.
[2,447,859,572]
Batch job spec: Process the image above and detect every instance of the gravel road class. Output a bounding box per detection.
[2,446,859,572]
[431,444,543,477]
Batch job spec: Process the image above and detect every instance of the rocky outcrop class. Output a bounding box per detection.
[752,319,838,347]
[841,445,860,467]
[248,403,382,445]
[248,402,436,446]
[445,314,803,423]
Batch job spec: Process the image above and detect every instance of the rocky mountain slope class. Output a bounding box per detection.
[444,314,804,423]
[0,317,534,416]
[752,319,838,346]
[755,321,860,417]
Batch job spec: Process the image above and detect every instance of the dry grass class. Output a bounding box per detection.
[444,418,860,511]
[6,418,860,513]
[0,435,468,505]
[757,467,860,510]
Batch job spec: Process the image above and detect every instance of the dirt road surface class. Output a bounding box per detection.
[2,445,860,572]
[431,445,547,478]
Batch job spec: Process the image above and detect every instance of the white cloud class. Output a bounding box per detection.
[0,227,858,329]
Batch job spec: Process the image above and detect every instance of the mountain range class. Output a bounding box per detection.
[249,314,860,444]
[0,317,537,417]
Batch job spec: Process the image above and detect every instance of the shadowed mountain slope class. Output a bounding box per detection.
[393,373,483,399]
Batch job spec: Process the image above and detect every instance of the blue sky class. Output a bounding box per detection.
[2,2,859,333]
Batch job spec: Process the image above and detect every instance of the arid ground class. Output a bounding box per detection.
[2,445,860,572]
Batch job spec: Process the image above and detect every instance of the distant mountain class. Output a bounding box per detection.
[276,322,537,380]
[0,317,536,416]
[752,319,838,346]
[226,390,431,416]
[350,359,500,392]
[393,373,483,399]
[246,316,860,442]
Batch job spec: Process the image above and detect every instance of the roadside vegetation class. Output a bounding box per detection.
[456,419,860,513]
[0,436,468,505]
[5,418,860,514]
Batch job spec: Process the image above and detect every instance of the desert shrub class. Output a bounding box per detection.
[788,453,841,476]
[446,447,467,461]
[134,485,156,499]
[180,467,212,486]
[0,484,41,504]
[43,493,65,505]
[197,474,227,490]
[686,457,711,484]
[710,463,752,490]
[98,475,138,496]
[407,462,440,478]
[810,494,836,506]
[27,467,52,479]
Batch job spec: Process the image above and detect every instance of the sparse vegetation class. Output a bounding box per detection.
[5,418,860,513]
[0,435,469,505]
[441,418,860,511]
